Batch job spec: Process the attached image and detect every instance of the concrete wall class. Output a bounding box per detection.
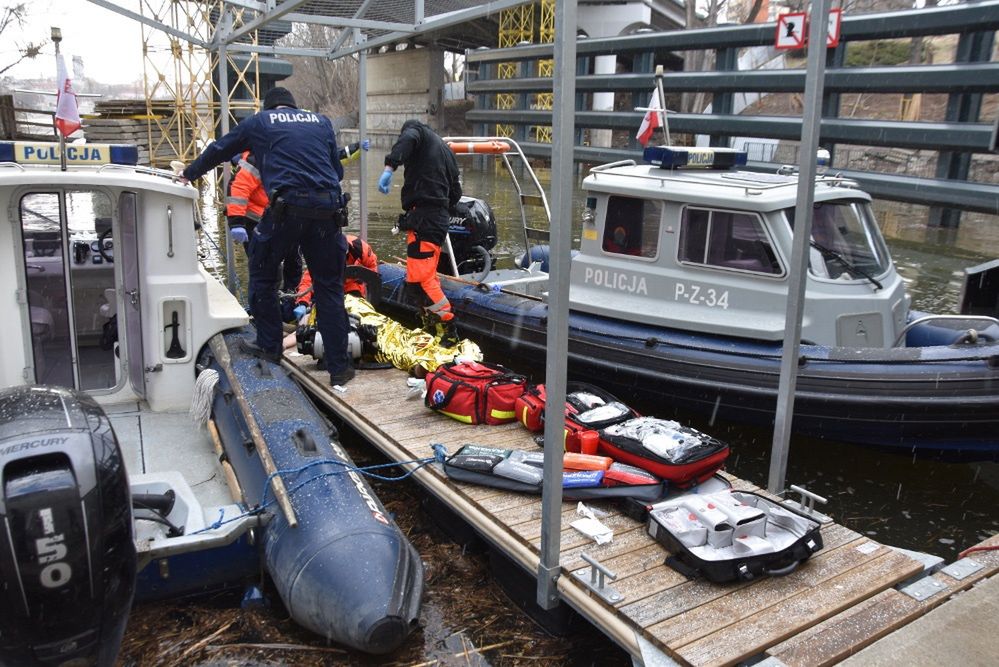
[366,48,446,145]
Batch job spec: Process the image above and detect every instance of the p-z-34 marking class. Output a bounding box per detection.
[674,282,730,309]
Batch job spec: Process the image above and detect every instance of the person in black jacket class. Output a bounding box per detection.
[379,120,464,340]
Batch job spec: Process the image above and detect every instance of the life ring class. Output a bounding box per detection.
[447,141,511,155]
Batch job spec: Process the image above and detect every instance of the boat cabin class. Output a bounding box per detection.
[575,147,908,348]
[0,141,247,410]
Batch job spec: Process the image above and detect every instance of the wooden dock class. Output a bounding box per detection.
[285,356,998,666]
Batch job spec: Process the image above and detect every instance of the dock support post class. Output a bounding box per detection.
[537,0,578,611]
[216,10,238,297]
[768,0,831,495]
[356,28,369,242]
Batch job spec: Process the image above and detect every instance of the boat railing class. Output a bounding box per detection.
[444,136,552,273]
[98,162,185,183]
[892,314,999,347]
[589,159,860,195]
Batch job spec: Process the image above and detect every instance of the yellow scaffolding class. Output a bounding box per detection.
[534,0,555,143]
[139,0,260,169]
[497,5,534,138]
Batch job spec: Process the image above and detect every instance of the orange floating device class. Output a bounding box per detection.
[448,140,511,154]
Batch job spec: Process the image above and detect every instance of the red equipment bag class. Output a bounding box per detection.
[514,384,546,431]
[516,382,639,445]
[425,361,527,425]
[598,417,729,488]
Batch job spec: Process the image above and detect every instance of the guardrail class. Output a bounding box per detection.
[0,95,57,141]
[465,1,999,226]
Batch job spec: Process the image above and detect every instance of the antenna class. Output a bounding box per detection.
[655,65,671,147]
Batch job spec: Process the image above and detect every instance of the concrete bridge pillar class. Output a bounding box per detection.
[577,2,653,148]
[364,47,446,147]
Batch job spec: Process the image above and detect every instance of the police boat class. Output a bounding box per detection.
[378,141,999,459]
[0,140,422,663]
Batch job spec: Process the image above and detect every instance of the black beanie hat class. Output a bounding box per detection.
[263,87,297,110]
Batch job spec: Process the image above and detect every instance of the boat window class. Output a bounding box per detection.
[19,190,119,390]
[678,206,781,275]
[786,201,892,280]
[602,196,661,258]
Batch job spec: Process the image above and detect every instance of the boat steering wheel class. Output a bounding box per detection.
[98,228,114,263]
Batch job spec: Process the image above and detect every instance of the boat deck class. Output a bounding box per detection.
[105,400,233,508]
[285,355,999,666]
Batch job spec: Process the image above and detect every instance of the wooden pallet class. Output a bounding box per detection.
[285,356,931,666]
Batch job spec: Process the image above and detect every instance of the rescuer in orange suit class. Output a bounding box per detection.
[282,234,379,352]
[227,140,370,299]
[378,119,465,344]
[292,234,379,309]
[226,151,302,292]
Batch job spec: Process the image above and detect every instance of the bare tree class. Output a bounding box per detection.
[279,24,359,119]
[682,0,726,114]
[0,3,46,78]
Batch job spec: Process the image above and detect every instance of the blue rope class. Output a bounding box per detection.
[188,445,450,535]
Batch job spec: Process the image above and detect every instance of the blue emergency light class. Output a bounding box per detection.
[0,141,139,166]
[643,146,748,170]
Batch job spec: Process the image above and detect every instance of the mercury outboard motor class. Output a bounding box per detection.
[441,196,497,277]
[0,386,136,667]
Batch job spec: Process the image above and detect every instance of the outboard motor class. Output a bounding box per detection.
[441,196,497,277]
[0,386,136,667]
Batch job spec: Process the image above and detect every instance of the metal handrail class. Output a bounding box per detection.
[444,135,552,277]
[892,314,999,347]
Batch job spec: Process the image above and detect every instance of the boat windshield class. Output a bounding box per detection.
[785,200,892,281]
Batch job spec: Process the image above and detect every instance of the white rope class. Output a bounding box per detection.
[189,369,219,426]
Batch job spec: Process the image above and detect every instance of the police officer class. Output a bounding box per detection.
[378,120,464,341]
[183,87,354,386]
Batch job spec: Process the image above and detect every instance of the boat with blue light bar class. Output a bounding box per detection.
[377,139,999,459]
[0,141,423,663]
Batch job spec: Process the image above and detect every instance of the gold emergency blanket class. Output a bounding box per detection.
[345,295,481,373]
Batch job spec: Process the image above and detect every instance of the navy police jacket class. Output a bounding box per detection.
[385,120,462,212]
[183,107,344,197]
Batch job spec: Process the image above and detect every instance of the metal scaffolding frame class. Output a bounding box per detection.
[87,1,536,150]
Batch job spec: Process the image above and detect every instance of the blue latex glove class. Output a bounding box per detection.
[361,139,370,151]
[293,305,308,320]
[378,169,393,194]
[231,226,249,244]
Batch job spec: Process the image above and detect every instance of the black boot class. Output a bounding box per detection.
[239,338,282,363]
[330,364,355,387]
[438,320,460,348]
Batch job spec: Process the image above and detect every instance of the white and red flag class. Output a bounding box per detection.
[54,53,81,138]
[635,88,663,147]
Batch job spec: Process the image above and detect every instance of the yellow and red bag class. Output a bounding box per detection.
[514,384,547,431]
[425,361,527,425]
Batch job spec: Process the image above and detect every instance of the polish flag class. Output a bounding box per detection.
[55,53,81,138]
[636,88,662,147]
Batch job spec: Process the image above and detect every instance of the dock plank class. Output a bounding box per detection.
[618,524,858,628]
[649,537,889,648]
[768,535,999,666]
[672,548,922,666]
[284,356,937,665]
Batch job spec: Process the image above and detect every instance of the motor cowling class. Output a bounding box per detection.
[0,386,135,667]
[441,196,497,276]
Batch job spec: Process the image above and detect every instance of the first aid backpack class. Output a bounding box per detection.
[425,361,527,425]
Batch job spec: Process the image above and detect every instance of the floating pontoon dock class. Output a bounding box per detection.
[285,357,999,666]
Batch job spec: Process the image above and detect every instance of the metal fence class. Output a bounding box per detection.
[465,1,999,226]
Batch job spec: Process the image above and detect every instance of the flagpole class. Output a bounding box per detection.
[654,65,671,147]
[52,27,67,172]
